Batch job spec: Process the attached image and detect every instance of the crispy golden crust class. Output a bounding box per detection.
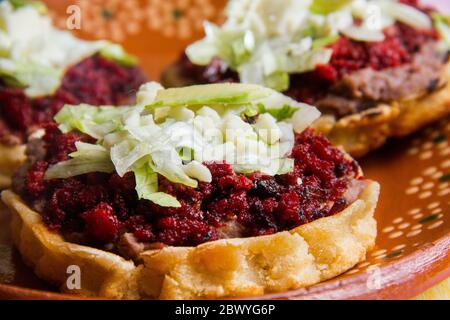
[163,62,450,158]
[1,190,139,299]
[138,181,379,300]
[0,144,26,189]
[1,181,379,300]
[321,104,400,158]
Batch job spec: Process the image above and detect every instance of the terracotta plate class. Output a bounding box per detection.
[0,0,449,300]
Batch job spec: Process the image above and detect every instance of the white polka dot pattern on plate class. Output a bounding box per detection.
[348,118,450,275]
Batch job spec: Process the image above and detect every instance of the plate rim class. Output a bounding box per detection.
[0,233,448,300]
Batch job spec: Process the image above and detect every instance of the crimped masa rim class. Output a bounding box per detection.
[1,180,379,299]
[1,190,140,299]
[138,181,379,299]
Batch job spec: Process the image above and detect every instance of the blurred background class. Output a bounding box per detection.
[43,0,228,79]
[42,0,449,80]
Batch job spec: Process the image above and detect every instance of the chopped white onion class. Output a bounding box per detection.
[183,160,212,183]
[341,26,385,42]
[378,0,432,30]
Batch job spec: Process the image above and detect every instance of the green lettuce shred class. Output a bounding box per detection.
[310,0,352,15]
[133,164,181,208]
[433,13,450,46]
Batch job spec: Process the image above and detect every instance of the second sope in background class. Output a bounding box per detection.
[163,0,450,157]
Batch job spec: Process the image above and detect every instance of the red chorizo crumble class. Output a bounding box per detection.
[16,125,361,252]
[0,55,146,144]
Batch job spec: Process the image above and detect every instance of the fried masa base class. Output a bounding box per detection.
[0,144,26,189]
[2,181,379,300]
[1,190,139,299]
[162,61,450,158]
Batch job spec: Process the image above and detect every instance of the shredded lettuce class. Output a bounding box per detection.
[0,1,137,97]
[0,59,62,97]
[341,26,385,42]
[147,83,273,108]
[281,48,333,73]
[263,71,290,92]
[254,90,319,123]
[185,40,218,66]
[45,158,114,180]
[55,104,130,137]
[233,157,291,176]
[310,0,352,15]
[49,82,320,208]
[186,0,435,90]
[182,160,212,183]
[54,105,98,131]
[133,164,181,208]
[178,147,195,161]
[378,0,432,30]
[9,0,47,14]
[145,192,182,208]
[257,103,298,121]
[290,106,321,133]
[110,140,151,177]
[433,13,450,46]
[312,35,340,49]
[186,22,254,68]
[99,42,138,67]
[242,104,260,118]
[45,141,114,179]
[277,158,295,175]
[150,149,198,188]
[136,82,163,106]
[69,142,109,159]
